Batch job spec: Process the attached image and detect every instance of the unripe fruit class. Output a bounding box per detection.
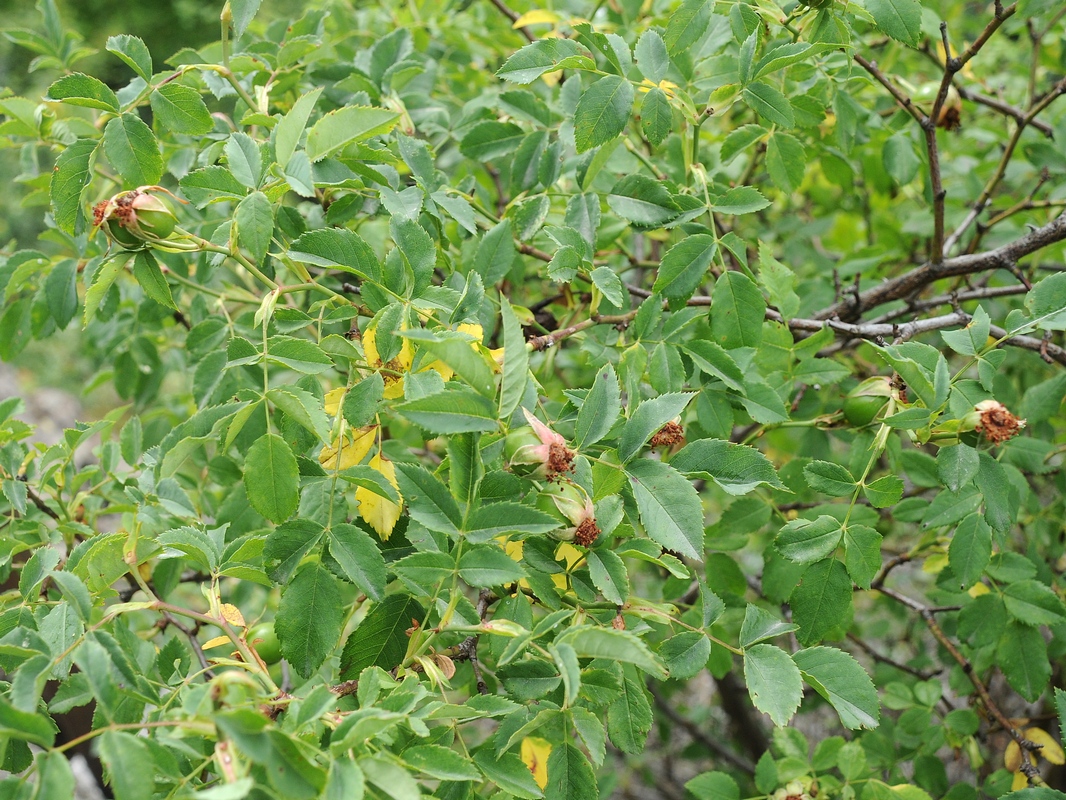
[94,186,179,248]
[842,377,892,427]
[248,622,282,665]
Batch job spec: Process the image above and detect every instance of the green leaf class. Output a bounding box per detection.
[659,631,711,680]
[268,386,331,442]
[150,83,213,135]
[403,744,480,781]
[225,132,262,188]
[671,438,787,494]
[573,364,622,450]
[244,433,299,523]
[473,750,544,799]
[804,460,856,497]
[590,266,624,306]
[234,192,275,264]
[745,644,803,726]
[546,743,597,800]
[179,166,248,208]
[793,646,880,729]
[863,475,903,508]
[635,30,669,83]
[559,627,667,679]
[277,562,343,679]
[305,106,400,162]
[394,463,462,536]
[460,121,525,161]
[755,42,814,79]
[131,250,176,309]
[50,139,97,235]
[607,174,678,227]
[47,72,118,111]
[711,271,765,349]
[396,387,499,433]
[664,0,714,56]
[459,544,527,588]
[477,220,517,285]
[1026,272,1066,330]
[626,458,704,561]
[607,665,652,753]
[0,693,54,746]
[464,502,561,543]
[997,622,1050,702]
[328,523,386,601]
[843,525,882,590]
[653,234,717,301]
[103,113,164,187]
[619,392,695,463]
[267,336,334,374]
[944,512,992,591]
[683,342,745,390]
[866,0,922,47]
[740,604,797,647]
[290,228,381,282]
[574,75,635,153]
[790,559,852,645]
[641,87,673,147]
[33,750,75,800]
[766,132,806,193]
[742,82,795,128]
[1004,579,1066,627]
[776,516,843,564]
[587,547,629,605]
[496,38,594,84]
[711,185,771,215]
[343,374,385,429]
[416,335,495,397]
[883,130,921,185]
[106,34,152,81]
[340,595,425,679]
[98,730,153,800]
[499,300,530,420]
[275,87,323,168]
[937,444,979,493]
[686,771,739,800]
[230,0,263,37]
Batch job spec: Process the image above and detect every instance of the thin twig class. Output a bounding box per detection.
[486,0,536,43]
[876,586,1045,785]
[647,683,756,775]
[846,633,941,681]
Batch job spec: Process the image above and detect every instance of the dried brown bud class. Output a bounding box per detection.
[649,420,685,448]
[974,400,1025,443]
[573,516,601,547]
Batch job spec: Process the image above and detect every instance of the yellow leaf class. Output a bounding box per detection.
[363,325,413,400]
[202,635,231,649]
[1011,769,1029,792]
[521,737,552,789]
[1026,727,1065,765]
[320,426,377,470]
[1005,740,1022,772]
[219,603,245,628]
[513,9,559,27]
[324,387,345,416]
[921,553,948,574]
[357,453,403,540]
[968,582,990,598]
